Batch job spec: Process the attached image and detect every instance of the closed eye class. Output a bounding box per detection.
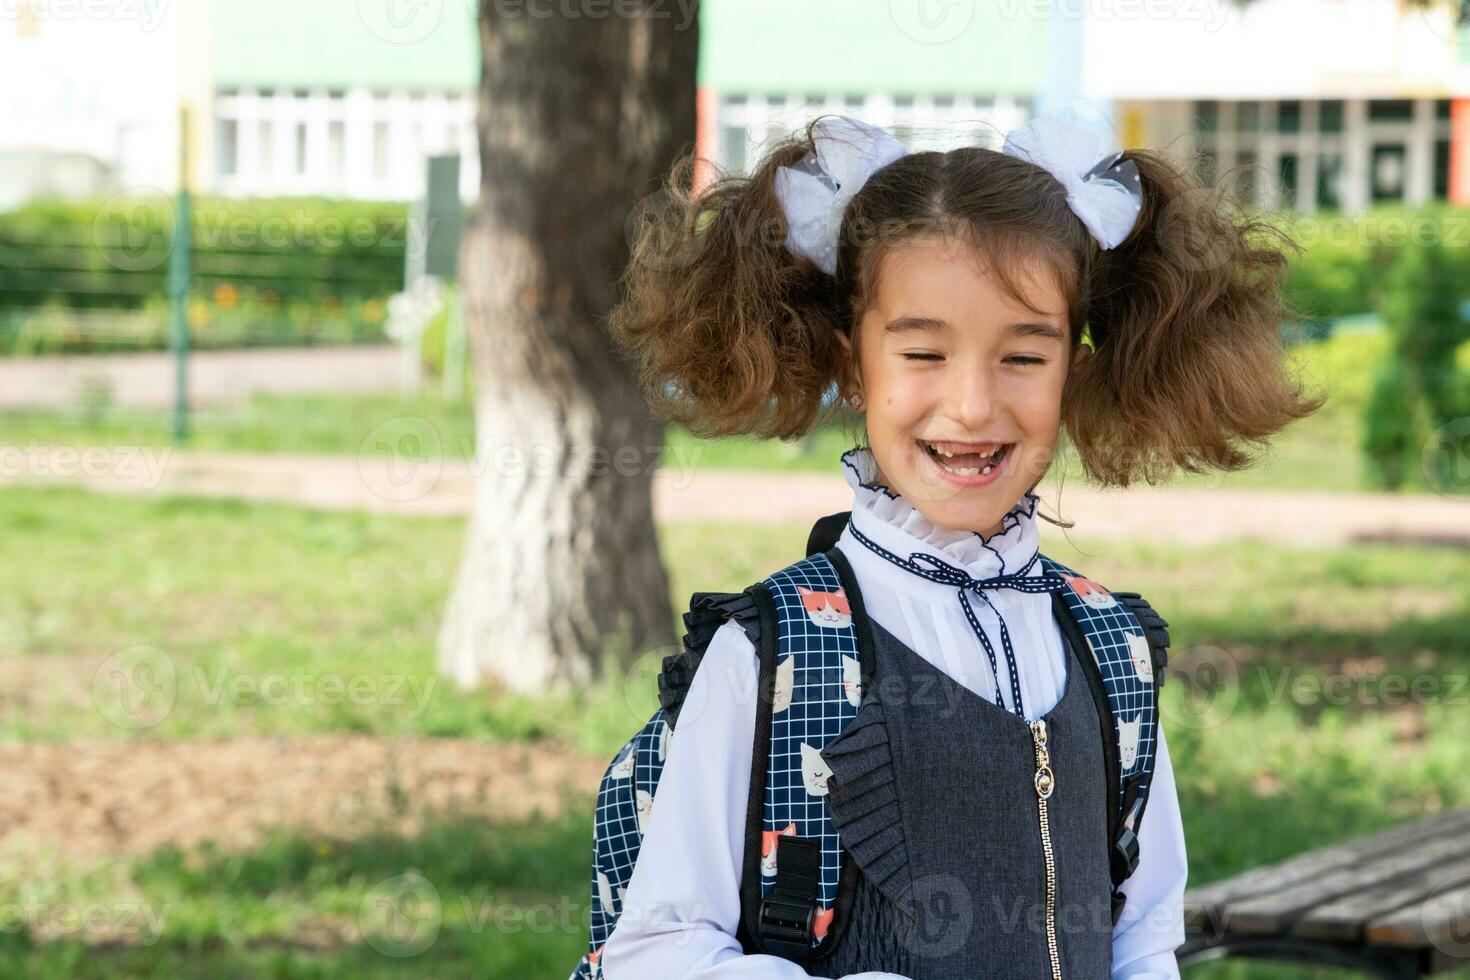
[901,352,943,362]
[1007,356,1046,365]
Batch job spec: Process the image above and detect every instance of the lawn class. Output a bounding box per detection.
[4,326,1458,495]
[1,485,1467,977]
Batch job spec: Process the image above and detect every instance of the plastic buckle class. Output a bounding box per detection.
[1111,826,1140,882]
[756,895,815,960]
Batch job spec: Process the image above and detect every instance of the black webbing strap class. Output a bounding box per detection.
[756,835,821,962]
[805,511,852,557]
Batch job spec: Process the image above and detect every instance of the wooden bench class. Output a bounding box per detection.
[1180,807,1470,977]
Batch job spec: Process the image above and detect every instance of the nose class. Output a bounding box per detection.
[945,359,998,431]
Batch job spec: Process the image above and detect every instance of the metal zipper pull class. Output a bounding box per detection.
[1030,718,1063,980]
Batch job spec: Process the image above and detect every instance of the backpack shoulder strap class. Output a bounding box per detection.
[735,545,870,964]
[1040,554,1168,925]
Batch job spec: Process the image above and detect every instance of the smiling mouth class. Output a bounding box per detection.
[918,439,1011,476]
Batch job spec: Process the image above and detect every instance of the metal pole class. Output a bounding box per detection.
[170,105,193,443]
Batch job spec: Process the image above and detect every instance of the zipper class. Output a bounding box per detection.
[1029,718,1063,980]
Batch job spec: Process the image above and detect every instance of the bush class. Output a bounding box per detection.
[0,195,414,354]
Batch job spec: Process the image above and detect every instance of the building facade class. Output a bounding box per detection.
[3,0,1470,214]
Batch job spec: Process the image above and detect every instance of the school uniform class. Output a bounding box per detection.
[601,447,1188,979]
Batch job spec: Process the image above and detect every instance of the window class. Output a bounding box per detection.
[1194,100,1218,133]
[1278,152,1299,209]
[718,125,746,173]
[217,119,238,177]
[1370,143,1406,201]
[1277,100,1301,134]
[1434,138,1451,199]
[1316,152,1343,209]
[373,121,391,179]
[294,122,308,175]
[1236,101,1260,133]
[1368,99,1413,122]
[258,119,274,176]
[1319,100,1343,133]
[1234,150,1257,205]
[329,120,345,181]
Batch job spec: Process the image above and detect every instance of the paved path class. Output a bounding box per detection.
[5,446,1468,547]
[0,345,401,409]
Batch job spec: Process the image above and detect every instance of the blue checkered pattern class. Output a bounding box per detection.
[758,553,864,948]
[571,711,670,979]
[569,551,1160,976]
[1040,555,1159,828]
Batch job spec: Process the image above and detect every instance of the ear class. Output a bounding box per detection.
[833,329,860,401]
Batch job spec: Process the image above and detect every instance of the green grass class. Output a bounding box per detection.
[2,485,1468,976]
[7,327,1462,495]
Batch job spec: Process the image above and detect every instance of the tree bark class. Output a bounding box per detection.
[439,1,698,692]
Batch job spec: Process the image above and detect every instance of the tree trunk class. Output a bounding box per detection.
[438,1,699,692]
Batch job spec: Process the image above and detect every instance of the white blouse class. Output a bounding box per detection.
[601,448,1188,980]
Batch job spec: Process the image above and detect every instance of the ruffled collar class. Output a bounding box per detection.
[837,446,1044,586]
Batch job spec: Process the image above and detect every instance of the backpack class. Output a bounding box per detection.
[569,512,1170,979]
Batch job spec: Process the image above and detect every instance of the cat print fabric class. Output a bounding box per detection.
[1127,632,1154,684]
[798,586,852,628]
[841,653,862,707]
[773,656,794,713]
[1118,714,1142,770]
[1062,572,1118,610]
[800,742,834,797]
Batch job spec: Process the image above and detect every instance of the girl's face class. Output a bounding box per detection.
[839,236,1086,537]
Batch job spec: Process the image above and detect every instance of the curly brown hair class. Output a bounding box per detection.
[608,115,1325,488]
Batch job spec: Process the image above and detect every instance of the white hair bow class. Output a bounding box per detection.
[772,109,1143,276]
[1000,107,1143,250]
[773,116,909,276]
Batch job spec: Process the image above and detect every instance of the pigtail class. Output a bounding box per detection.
[609,126,851,440]
[1065,150,1327,487]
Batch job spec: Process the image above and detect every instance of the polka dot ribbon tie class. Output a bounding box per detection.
[848,522,1070,719]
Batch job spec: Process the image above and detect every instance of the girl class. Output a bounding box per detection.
[598,108,1323,979]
